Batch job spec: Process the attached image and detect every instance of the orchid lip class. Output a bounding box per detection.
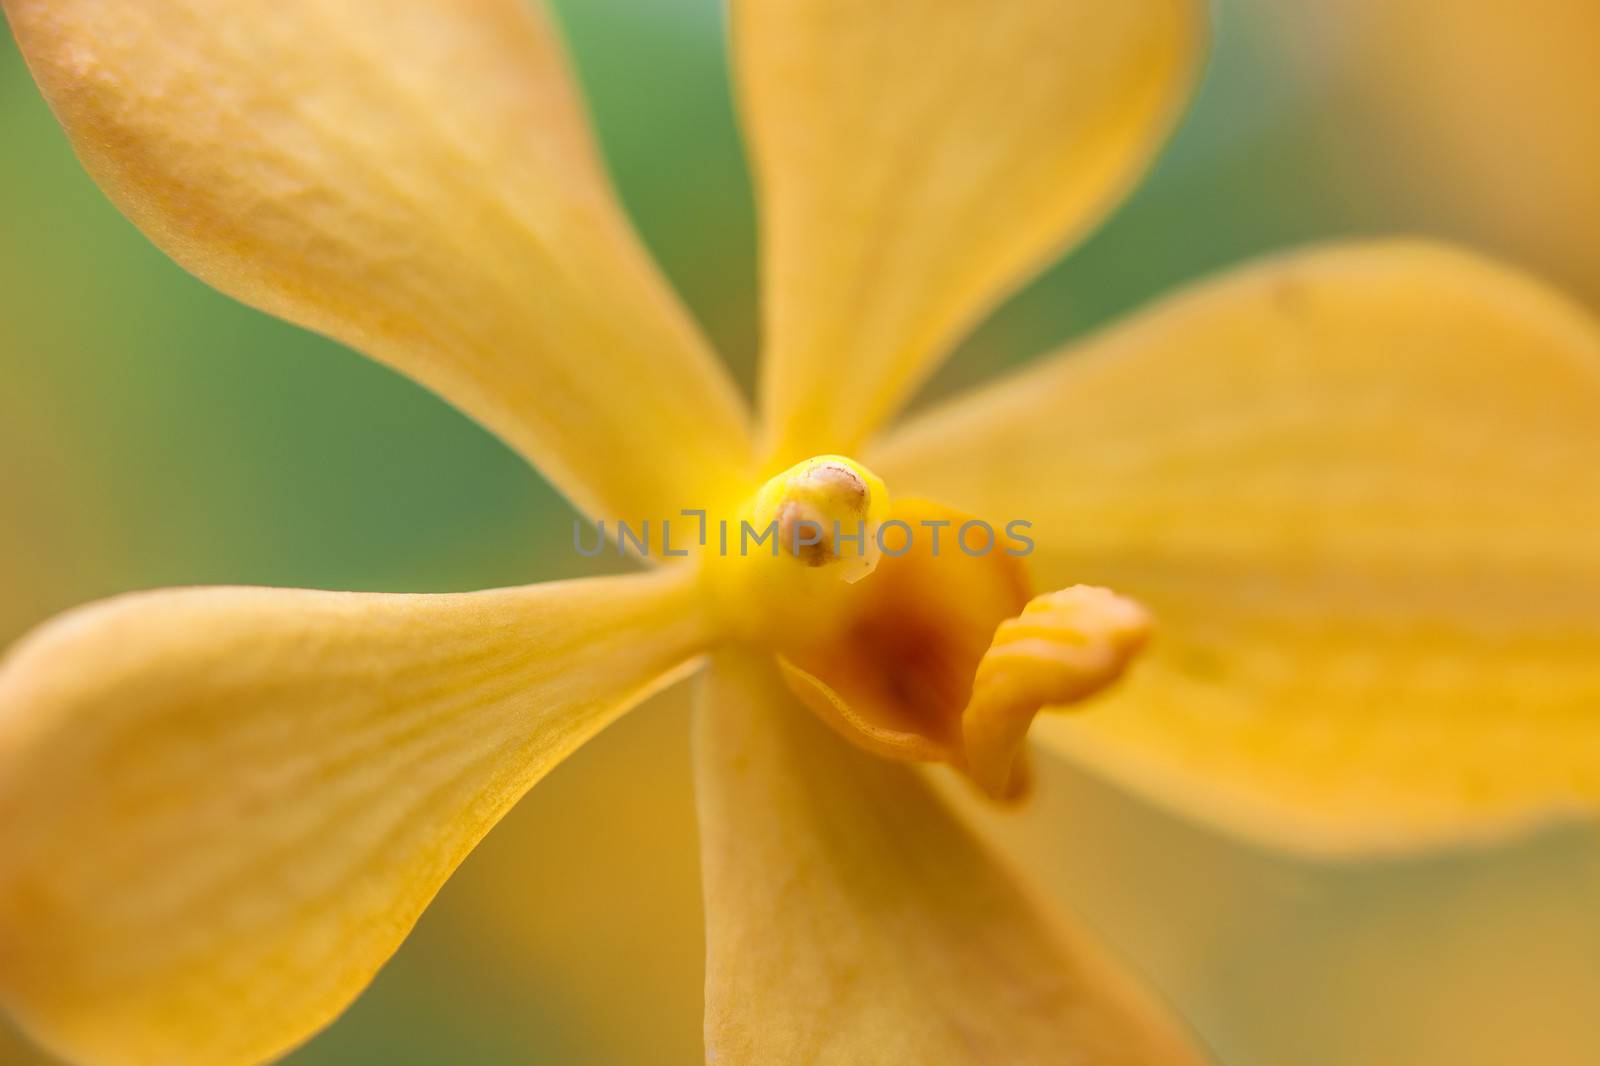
[702,456,1153,801]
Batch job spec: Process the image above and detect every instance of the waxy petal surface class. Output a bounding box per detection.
[5,0,754,522]
[0,570,709,1065]
[875,242,1600,854]
[735,0,1205,459]
[695,651,1207,1066]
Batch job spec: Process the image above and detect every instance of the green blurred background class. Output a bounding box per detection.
[3,1,1599,1063]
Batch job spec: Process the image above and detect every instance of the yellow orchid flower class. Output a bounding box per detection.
[2,2,1599,1066]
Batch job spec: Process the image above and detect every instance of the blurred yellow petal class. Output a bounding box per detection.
[875,241,1600,854]
[5,0,753,522]
[737,0,1205,460]
[432,684,706,1066]
[0,570,710,1066]
[694,651,1206,1066]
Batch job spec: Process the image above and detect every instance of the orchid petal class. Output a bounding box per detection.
[0,570,709,1065]
[695,651,1207,1065]
[875,242,1600,854]
[5,0,754,522]
[735,0,1206,459]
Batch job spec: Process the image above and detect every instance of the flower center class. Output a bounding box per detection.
[705,453,1153,801]
[702,455,887,646]
[751,455,888,582]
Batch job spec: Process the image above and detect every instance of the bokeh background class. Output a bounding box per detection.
[3,0,1599,1063]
